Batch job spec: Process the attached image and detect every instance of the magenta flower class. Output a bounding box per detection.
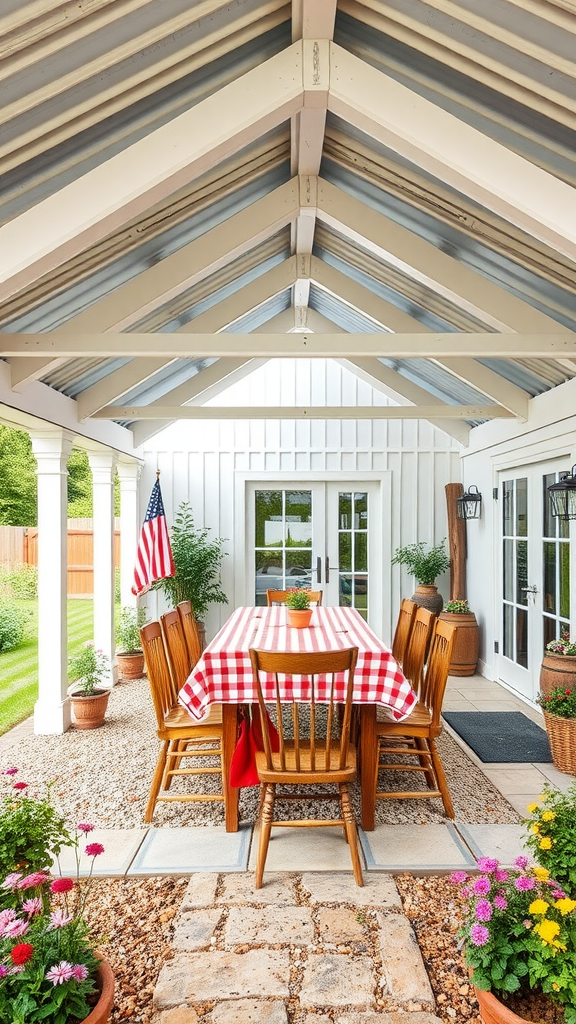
[470,924,490,946]
[475,899,493,922]
[22,898,42,916]
[473,876,491,895]
[46,961,75,985]
[4,767,18,775]
[0,909,16,928]
[515,876,535,891]
[514,855,529,869]
[77,823,94,834]
[494,895,508,910]
[552,888,566,899]
[72,964,89,981]
[2,918,29,938]
[450,870,468,884]
[18,872,48,890]
[1,872,22,891]
[477,858,499,874]
[85,842,105,857]
[495,869,509,882]
[50,878,74,894]
[0,965,7,978]
[13,782,28,791]
[461,887,470,898]
[48,909,73,930]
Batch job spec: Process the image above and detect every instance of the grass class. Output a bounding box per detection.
[0,599,96,736]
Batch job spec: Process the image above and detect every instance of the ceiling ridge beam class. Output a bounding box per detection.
[93,403,513,420]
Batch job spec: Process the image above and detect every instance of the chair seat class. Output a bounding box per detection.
[376,701,433,732]
[255,740,357,784]
[163,703,223,730]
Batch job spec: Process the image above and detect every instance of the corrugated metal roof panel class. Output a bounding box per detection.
[41,358,130,397]
[119,359,214,406]
[225,288,291,332]
[309,284,388,334]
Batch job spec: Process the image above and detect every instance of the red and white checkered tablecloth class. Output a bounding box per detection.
[178,605,417,723]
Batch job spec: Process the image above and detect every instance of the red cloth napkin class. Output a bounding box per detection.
[228,707,280,787]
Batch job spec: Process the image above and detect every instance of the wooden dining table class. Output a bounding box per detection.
[178,604,417,832]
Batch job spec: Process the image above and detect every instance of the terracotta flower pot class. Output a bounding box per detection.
[438,611,479,676]
[540,652,576,697]
[287,608,313,628]
[116,651,145,680]
[70,689,110,730]
[84,962,115,1024]
[411,584,444,617]
[473,983,554,1024]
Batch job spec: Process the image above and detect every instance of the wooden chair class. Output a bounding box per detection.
[249,646,363,888]
[391,599,417,666]
[160,610,192,692]
[140,621,224,823]
[266,589,323,606]
[374,619,457,818]
[177,600,202,668]
[401,606,436,694]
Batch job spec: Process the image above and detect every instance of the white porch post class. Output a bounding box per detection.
[30,428,74,735]
[88,451,117,684]
[117,460,142,608]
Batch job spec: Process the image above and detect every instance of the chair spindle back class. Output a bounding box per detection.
[160,610,190,695]
[420,619,456,727]
[402,606,435,694]
[266,590,323,607]
[177,600,202,668]
[391,598,417,665]
[140,621,174,728]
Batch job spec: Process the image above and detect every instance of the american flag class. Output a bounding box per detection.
[131,477,175,596]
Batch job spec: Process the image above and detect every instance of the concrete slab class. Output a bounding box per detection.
[481,768,549,794]
[359,824,475,873]
[455,824,533,867]
[52,828,148,877]
[301,872,401,908]
[248,824,364,873]
[128,825,251,875]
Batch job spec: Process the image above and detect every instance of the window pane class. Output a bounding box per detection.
[543,542,556,614]
[255,491,282,547]
[354,493,368,529]
[339,532,352,572]
[503,481,513,536]
[339,575,353,607]
[516,478,528,537]
[255,551,283,604]
[560,543,570,620]
[503,603,513,660]
[286,550,312,585]
[516,541,528,604]
[543,474,555,539]
[543,615,557,648]
[503,539,513,601]
[560,511,570,539]
[355,533,367,572]
[339,493,352,530]
[285,491,312,546]
[516,608,528,667]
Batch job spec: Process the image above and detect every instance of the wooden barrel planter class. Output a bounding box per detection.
[539,652,576,697]
[438,611,480,676]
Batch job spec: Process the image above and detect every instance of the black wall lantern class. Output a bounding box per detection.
[456,485,482,520]
[548,466,576,520]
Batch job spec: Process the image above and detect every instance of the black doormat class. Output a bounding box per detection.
[442,711,552,763]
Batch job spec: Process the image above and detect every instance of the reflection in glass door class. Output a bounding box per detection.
[502,477,529,672]
[337,491,369,620]
[542,472,570,646]
[254,490,313,605]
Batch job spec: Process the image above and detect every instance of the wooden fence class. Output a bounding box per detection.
[0,521,120,597]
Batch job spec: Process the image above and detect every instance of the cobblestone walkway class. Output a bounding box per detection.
[152,872,442,1024]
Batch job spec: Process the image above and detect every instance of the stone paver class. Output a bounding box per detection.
[154,951,291,1008]
[180,874,219,909]
[317,907,367,944]
[299,953,375,1008]
[225,906,314,946]
[172,909,222,950]
[218,873,297,905]
[376,913,434,1006]
[157,1008,200,1024]
[207,999,288,1023]
[301,872,401,908]
[336,1013,442,1024]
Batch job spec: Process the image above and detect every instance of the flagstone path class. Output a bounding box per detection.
[152,872,442,1024]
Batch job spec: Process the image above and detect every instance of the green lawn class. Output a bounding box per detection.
[0,600,95,736]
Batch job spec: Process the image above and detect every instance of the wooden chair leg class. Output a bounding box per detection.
[162,739,181,791]
[145,741,169,823]
[429,738,455,819]
[414,737,436,790]
[340,783,363,886]
[255,783,275,889]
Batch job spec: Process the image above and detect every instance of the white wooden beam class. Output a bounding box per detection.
[328,43,576,263]
[94,403,513,420]
[311,257,426,332]
[76,358,175,421]
[0,44,304,298]
[10,356,68,390]
[316,180,571,335]
[176,258,297,334]
[432,357,530,418]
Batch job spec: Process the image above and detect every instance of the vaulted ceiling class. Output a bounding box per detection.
[1,0,575,452]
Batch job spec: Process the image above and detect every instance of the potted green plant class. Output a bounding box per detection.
[391,540,450,615]
[68,643,111,730]
[153,502,228,649]
[535,686,576,776]
[0,770,73,883]
[439,599,480,676]
[523,783,576,897]
[285,589,313,628]
[540,630,576,698]
[451,856,576,1024]
[115,606,147,680]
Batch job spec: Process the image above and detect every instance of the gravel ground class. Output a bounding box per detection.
[0,676,519,827]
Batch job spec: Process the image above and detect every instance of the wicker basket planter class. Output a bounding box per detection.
[542,710,576,775]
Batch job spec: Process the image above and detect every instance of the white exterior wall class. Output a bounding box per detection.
[141,359,461,643]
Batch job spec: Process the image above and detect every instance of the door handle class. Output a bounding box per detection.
[325,556,340,583]
[316,556,322,584]
[520,585,539,594]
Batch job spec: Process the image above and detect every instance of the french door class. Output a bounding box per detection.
[498,460,571,700]
[247,481,382,631]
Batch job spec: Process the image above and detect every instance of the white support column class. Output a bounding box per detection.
[117,460,142,610]
[88,451,118,684]
[30,428,74,735]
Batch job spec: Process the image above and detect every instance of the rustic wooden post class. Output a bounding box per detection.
[446,483,467,601]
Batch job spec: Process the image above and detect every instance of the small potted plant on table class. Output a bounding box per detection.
[536,686,576,776]
[285,589,313,628]
[391,540,450,616]
[115,606,147,680]
[68,643,111,730]
[439,599,479,676]
[540,630,576,698]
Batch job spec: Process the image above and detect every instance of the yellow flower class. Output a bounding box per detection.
[529,899,550,915]
[527,802,539,813]
[532,867,550,881]
[553,984,560,991]
[542,810,556,822]
[555,898,576,916]
[540,837,553,850]
[534,919,560,945]
[531,823,540,834]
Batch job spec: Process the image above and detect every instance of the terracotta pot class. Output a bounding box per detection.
[84,962,115,1024]
[70,689,110,730]
[411,584,443,617]
[474,984,539,1024]
[287,608,313,628]
[438,611,479,676]
[116,651,145,680]
[539,652,576,697]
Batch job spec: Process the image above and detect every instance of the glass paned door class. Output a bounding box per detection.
[542,473,570,647]
[254,489,313,605]
[337,491,369,619]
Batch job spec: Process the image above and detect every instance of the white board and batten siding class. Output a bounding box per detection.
[141,359,462,644]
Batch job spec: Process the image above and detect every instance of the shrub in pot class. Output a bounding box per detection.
[68,644,111,730]
[285,589,313,628]
[523,783,576,897]
[535,686,576,776]
[439,600,479,676]
[0,770,73,886]
[540,631,576,698]
[115,606,147,680]
[391,541,450,616]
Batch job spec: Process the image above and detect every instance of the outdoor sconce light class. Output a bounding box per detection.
[456,485,482,520]
[548,466,576,520]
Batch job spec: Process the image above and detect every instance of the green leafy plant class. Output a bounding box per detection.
[0,564,38,601]
[0,603,31,653]
[285,589,311,610]
[451,856,576,1022]
[545,630,576,657]
[0,771,72,888]
[537,686,576,719]
[391,541,450,585]
[153,502,228,621]
[115,606,146,654]
[444,599,471,614]
[68,643,110,697]
[523,785,576,896]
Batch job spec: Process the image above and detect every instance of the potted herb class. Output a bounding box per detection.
[391,541,450,616]
[439,599,479,676]
[523,783,576,896]
[451,856,576,1024]
[285,589,313,628]
[540,630,576,698]
[153,502,228,649]
[536,686,576,776]
[68,643,111,730]
[115,606,147,680]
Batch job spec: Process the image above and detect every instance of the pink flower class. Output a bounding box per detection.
[461,887,470,898]
[477,858,499,874]
[72,964,89,981]
[515,876,535,891]
[77,823,94,834]
[514,856,529,869]
[470,924,490,946]
[450,871,468,884]
[50,878,74,894]
[85,842,105,857]
[48,909,73,930]
[4,767,18,775]
[1,872,22,891]
[475,899,493,922]
[22,898,42,916]
[8,965,25,975]
[552,889,566,899]
[523,919,532,929]
[473,876,491,895]
[2,918,29,938]
[494,895,508,910]
[46,961,75,985]
[18,872,48,890]
[13,782,28,790]
[0,965,7,978]
[0,909,16,928]
[495,870,509,882]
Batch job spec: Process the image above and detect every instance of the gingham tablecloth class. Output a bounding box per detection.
[178,605,417,723]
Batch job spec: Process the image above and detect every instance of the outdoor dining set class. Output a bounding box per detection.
[139,595,457,888]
